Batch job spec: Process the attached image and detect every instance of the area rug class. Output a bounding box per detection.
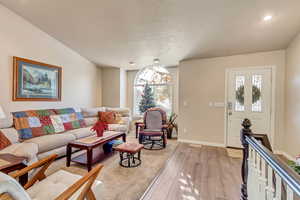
[46,133,178,200]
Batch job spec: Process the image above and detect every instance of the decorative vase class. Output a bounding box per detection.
[96,130,104,137]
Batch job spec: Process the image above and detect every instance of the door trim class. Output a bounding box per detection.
[224,66,276,148]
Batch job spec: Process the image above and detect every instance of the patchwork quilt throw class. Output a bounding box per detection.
[12,108,86,140]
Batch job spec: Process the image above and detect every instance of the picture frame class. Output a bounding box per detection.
[13,57,62,101]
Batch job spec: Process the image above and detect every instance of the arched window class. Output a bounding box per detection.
[134,65,173,116]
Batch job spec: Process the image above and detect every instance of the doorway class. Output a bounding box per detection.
[225,67,273,148]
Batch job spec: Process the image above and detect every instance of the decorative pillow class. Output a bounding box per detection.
[54,108,86,130]
[114,114,123,124]
[99,111,118,124]
[0,130,11,150]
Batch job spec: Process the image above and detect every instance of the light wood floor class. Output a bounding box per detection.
[141,143,242,200]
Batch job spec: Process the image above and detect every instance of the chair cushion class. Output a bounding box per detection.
[145,110,163,130]
[27,170,103,200]
[139,129,163,136]
[0,172,31,200]
[24,133,76,153]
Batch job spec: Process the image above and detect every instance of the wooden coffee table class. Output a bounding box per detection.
[0,154,28,186]
[66,131,126,171]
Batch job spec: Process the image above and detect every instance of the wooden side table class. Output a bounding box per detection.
[0,154,28,186]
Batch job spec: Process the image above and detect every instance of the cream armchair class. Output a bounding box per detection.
[0,154,103,200]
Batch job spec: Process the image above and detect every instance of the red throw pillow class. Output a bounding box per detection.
[0,131,11,150]
[98,111,117,124]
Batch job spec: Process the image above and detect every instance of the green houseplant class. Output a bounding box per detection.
[167,113,178,138]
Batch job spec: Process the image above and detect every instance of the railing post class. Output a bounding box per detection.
[241,118,252,200]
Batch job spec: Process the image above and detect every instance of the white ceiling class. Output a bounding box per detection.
[1,0,300,69]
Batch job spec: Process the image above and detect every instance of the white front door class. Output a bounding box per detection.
[226,67,272,148]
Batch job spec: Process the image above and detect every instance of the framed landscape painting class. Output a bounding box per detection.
[13,57,62,101]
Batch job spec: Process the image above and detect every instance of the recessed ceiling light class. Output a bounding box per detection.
[153,58,160,64]
[263,15,272,21]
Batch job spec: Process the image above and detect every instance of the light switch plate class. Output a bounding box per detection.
[214,102,225,107]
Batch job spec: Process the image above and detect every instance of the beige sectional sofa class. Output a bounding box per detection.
[0,107,131,165]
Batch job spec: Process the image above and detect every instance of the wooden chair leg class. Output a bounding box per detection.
[86,189,96,200]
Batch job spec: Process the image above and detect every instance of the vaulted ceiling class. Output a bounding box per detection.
[1,0,300,69]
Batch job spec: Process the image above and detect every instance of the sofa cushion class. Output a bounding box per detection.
[0,128,19,144]
[107,124,128,132]
[84,117,98,127]
[106,107,131,117]
[37,146,81,160]
[67,127,95,139]
[81,107,106,118]
[0,115,13,129]
[0,131,11,150]
[0,143,38,165]
[24,133,76,153]
[27,170,103,200]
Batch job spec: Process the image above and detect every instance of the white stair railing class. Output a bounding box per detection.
[241,118,300,200]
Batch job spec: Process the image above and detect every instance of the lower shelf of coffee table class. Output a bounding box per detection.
[71,147,115,165]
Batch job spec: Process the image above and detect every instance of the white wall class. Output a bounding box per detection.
[0,4,101,115]
[120,68,127,108]
[101,67,121,107]
[179,50,286,149]
[285,32,300,158]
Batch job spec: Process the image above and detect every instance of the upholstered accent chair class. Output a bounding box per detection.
[138,108,168,150]
[0,154,103,200]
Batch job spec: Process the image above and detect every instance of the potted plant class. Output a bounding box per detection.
[91,121,108,137]
[166,113,178,139]
[287,155,300,175]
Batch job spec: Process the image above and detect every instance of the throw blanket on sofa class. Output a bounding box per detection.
[12,108,86,140]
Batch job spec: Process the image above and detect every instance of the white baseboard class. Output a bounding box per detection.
[274,150,295,161]
[178,139,225,147]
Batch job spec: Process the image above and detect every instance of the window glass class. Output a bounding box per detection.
[235,75,245,112]
[134,66,173,115]
[252,75,262,112]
